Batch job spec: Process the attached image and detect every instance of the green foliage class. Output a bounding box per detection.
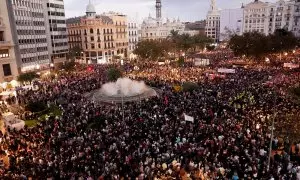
[206,45,216,51]
[107,67,122,82]
[25,120,38,127]
[17,72,40,83]
[177,56,185,67]
[182,82,199,92]
[229,29,298,60]
[60,60,76,72]
[67,45,82,60]
[25,101,47,113]
[291,87,300,98]
[87,115,106,129]
[134,32,213,61]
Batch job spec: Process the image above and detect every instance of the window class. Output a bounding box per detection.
[0,31,4,41]
[0,49,9,58]
[90,28,93,34]
[91,36,94,41]
[2,64,12,76]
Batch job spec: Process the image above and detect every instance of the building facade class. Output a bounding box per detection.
[128,19,139,58]
[294,0,300,37]
[67,2,128,64]
[45,0,68,66]
[0,0,19,82]
[205,0,221,42]
[10,0,51,72]
[220,8,243,41]
[141,0,196,40]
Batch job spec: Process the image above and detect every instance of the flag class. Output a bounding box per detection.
[184,113,194,123]
[164,96,168,105]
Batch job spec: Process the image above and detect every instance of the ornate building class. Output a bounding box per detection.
[205,0,220,42]
[67,1,128,64]
[140,0,197,40]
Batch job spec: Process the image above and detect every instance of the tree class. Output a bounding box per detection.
[269,29,298,54]
[60,60,76,72]
[177,56,185,67]
[192,34,213,52]
[17,72,40,83]
[229,29,298,61]
[134,40,171,61]
[107,67,122,82]
[67,46,82,60]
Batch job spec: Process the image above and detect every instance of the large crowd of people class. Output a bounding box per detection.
[0,60,299,179]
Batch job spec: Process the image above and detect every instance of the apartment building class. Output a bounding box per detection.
[205,0,220,42]
[67,2,128,64]
[45,0,68,66]
[0,0,19,82]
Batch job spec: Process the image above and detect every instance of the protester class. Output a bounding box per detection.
[0,62,299,179]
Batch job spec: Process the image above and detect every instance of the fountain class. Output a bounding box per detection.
[87,78,158,103]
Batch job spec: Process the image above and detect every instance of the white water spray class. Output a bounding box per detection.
[101,78,147,96]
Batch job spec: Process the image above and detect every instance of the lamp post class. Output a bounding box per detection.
[267,97,278,172]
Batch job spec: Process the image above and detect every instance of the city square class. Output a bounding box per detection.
[0,0,300,179]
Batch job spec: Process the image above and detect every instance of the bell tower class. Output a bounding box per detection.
[156,0,162,19]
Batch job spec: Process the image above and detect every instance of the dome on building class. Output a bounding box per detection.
[86,1,96,13]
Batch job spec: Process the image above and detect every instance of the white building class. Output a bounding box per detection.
[141,16,184,40]
[294,0,300,37]
[141,0,196,40]
[220,8,243,41]
[0,0,19,82]
[205,0,221,42]
[128,19,139,55]
[45,0,69,66]
[268,0,295,34]
[10,0,51,72]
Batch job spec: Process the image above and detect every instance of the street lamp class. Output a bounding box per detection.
[50,63,54,68]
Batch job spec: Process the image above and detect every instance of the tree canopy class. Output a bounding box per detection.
[107,67,122,82]
[229,29,298,59]
[17,72,40,83]
[134,32,213,61]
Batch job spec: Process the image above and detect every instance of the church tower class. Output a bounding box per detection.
[156,0,162,19]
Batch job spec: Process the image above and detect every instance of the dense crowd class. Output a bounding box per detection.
[0,63,300,179]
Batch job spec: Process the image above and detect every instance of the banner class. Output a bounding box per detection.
[195,58,210,66]
[217,68,236,74]
[283,63,299,69]
[184,113,194,123]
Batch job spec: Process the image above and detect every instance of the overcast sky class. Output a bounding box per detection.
[64,0,277,22]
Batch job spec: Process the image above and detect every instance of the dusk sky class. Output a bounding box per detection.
[64,0,277,22]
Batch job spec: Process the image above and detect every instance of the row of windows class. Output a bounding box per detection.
[54,49,68,54]
[48,11,65,17]
[52,42,68,47]
[16,20,45,26]
[19,38,47,45]
[20,46,48,54]
[46,3,64,9]
[12,0,43,9]
[51,35,67,39]
[14,10,44,18]
[50,27,67,32]
[0,50,9,58]
[129,31,137,36]
[245,19,265,23]
[128,23,137,28]
[22,55,48,64]
[49,19,66,24]
[17,30,46,35]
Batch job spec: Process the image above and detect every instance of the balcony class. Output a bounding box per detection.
[0,41,12,47]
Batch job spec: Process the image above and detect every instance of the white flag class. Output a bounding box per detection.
[184,113,194,123]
